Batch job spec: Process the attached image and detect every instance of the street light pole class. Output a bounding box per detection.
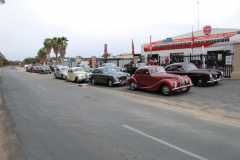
[197,0,199,30]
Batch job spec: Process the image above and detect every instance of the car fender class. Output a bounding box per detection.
[157,79,175,91]
[126,77,138,86]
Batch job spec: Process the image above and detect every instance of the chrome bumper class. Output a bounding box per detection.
[207,77,224,84]
[172,84,194,91]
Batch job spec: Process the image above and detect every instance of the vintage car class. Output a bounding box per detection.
[66,67,91,83]
[126,66,193,96]
[54,66,69,79]
[165,62,224,87]
[32,65,41,73]
[39,65,51,74]
[90,67,130,87]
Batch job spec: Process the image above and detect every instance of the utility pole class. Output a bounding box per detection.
[197,0,199,30]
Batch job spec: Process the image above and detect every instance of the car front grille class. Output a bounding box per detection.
[180,77,185,86]
[119,76,127,81]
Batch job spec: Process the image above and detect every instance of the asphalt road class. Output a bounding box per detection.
[2,66,240,160]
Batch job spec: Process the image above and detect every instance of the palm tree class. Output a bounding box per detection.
[52,37,61,64]
[59,37,69,65]
[43,38,53,64]
[37,47,47,63]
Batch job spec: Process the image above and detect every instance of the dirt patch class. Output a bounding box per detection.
[0,68,26,160]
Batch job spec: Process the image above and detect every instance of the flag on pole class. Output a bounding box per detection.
[191,28,194,49]
[150,35,152,53]
[132,39,135,55]
[104,44,107,58]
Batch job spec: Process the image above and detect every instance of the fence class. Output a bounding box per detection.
[160,53,234,78]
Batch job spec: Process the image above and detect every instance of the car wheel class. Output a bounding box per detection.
[108,79,113,87]
[130,81,136,91]
[91,78,95,85]
[75,77,79,83]
[161,84,172,96]
[196,77,206,87]
[61,75,63,79]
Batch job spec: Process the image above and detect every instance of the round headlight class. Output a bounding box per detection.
[185,79,188,83]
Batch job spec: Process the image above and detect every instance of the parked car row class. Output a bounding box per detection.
[26,62,224,96]
[26,65,51,74]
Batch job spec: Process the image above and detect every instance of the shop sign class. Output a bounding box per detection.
[225,56,232,65]
[163,38,173,43]
[203,25,212,35]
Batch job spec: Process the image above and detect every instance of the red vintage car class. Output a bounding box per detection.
[126,66,193,96]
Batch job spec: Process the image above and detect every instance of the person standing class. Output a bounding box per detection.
[165,57,169,66]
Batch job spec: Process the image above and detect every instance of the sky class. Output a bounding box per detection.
[1,0,240,61]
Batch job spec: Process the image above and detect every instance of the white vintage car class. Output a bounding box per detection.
[66,67,92,83]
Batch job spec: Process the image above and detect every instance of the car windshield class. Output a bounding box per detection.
[102,68,116,73]
[150,67,166,74]
[136,63,146,68]
[183,63,198,71]
[114,67,121,72]
[61,67,69,70]
[73,68,84,72]
[84,68,92,72]
[102,63,117,67]
[81,65,91,68]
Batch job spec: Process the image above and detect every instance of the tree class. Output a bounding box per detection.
[43,38,53,64]
[52,37,61,64]
[59,37,69,65]
[37,47,47,63]
[0,52,9,66]
[0,0,5,4]
[101,53,112,58]
[23,57,37,64]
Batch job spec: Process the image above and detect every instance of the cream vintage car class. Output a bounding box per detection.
[66,67,91,83]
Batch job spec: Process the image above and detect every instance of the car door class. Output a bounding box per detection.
[135,69,150,87]
[68,69,74,81]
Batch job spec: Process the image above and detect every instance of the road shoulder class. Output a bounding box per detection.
[0,67,26,160]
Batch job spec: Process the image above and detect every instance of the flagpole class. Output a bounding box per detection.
[198,0,199,30]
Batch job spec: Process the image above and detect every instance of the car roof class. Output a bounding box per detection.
[167,62,192,66]
[137,66,164,70]
[69,67,84,70]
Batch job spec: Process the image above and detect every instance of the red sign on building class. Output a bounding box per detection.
[203,25,212,35]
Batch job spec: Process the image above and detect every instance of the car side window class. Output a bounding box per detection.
[135,71,140,75]
[170,66,176,71]
[141,70,148,75]
[165,67,170,71]
[177,66,182,71]
[93,69,98,73]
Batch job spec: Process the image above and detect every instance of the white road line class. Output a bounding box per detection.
[37,86,47,90]
[123,125,209,160]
